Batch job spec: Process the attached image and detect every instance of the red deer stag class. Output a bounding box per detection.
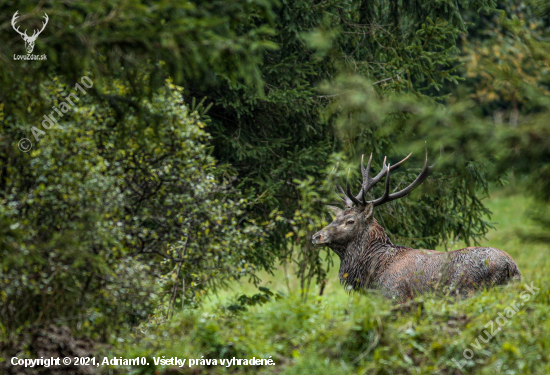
[312,152,521,300]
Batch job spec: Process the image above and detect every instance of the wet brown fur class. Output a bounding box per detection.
[313,207,521,301]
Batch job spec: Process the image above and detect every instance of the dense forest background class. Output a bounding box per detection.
[1,0,549,373]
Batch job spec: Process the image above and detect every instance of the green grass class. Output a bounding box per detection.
[112,192,550,374]
[425,192,550,290]
[472,193,550,279]
[204,192,549,307]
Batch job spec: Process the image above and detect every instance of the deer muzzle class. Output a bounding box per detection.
[312,231,327,245]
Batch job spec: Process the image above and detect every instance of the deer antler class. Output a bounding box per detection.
[355,152,412,204]
[368,149,432,207]
[11,11,48,39]
[336,169,362,207]
[336,150,432,208]
[11,11,27,38]
[31,13,49,38]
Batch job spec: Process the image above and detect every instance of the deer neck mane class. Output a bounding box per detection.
[337,218,399,290]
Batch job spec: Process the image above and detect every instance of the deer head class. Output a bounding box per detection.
[312,151,432,248]
[12,11,49,54]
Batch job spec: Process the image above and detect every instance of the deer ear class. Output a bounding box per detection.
[363,203,373,220]
[326,205,343,218]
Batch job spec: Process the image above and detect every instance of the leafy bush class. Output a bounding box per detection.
[0,78,269,339]
[113,274,550,374]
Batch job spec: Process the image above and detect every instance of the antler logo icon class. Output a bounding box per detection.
[11,11,49,54]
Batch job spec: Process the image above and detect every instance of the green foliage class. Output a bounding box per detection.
[461,0,550,113]
[109,191,550,374]
[443,0,550,226]
[0,78,268,338]
[115,282,550,374]
[0,0,510,317]
[2,0,550,362]
[0,0,276,90]
[105,193,550,375]
[224,286,282,313]
[318,75,502,248]
[309,0,550,248]
[191,0,500,284]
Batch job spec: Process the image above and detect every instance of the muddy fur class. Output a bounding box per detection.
[313,206,521,301]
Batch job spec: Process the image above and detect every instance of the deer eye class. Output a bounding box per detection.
[346,220,355,225]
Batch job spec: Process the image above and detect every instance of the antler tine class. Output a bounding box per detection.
[368,153,412,188]
[12,10,20,25]
[373,162,392,205]
[355,153,371,204]
[33,13,49,37]
[11,11,27,37]
[355,152,413,202]
[361,154,371,204]
[390,152,412,169]
[370,149,432,207]
[362,153,372,182]
[346,168,362,206]
[336,184,354,208]
[339,151,420,208]
[41,13,48,29]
